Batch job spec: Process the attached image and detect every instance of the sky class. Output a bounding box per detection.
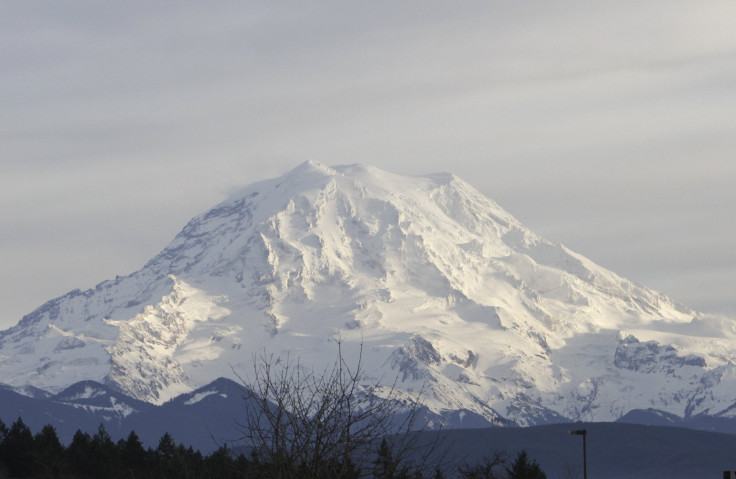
[1,1,735,329]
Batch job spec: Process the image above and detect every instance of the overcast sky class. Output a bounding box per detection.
[2,1,735,329]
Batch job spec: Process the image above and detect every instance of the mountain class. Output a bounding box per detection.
[2,161,736,428]
[0,379,152,448]
[0,377,250,452]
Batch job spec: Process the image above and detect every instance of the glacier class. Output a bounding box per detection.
[2,160,736,427]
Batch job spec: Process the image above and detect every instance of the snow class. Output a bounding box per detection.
[184,390,227,406]
[65,398,137,419]
[66,386,106,401]
[1,161,734,426]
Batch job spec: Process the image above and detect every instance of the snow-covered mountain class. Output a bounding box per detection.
[2,161,736,427]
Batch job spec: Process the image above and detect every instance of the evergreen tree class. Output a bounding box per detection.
[0,419,6,478]
[2,417,36,477]
[157,432,176,460]
[205,444,237,478]
[374,438,392,478]
[34,424,64,477]
[89,423,120,477]
[66,429,94,477]
[177,443,205,478]
[506,451,546,479]
[373,437,425,479]
[157,432,181,478]
[120,429,149,475]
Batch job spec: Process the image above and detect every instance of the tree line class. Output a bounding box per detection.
[0,418,545,479]
[0,417,245,479]
[0,418,236,479]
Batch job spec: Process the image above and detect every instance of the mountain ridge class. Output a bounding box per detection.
[1,161,734,428]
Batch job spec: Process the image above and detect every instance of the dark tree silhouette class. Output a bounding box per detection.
[90,423,120,477]
[506,451,546,479]
[2,418,36,477]
[119,430,149,476]
[66,429,94,477]
[34,424,64,477]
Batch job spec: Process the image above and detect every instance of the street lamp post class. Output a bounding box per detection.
[569,429,587,479]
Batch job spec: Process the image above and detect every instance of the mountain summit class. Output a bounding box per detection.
[2,162,734,426]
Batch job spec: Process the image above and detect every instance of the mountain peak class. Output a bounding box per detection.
[294,159,336,174]
[278,160,338,186]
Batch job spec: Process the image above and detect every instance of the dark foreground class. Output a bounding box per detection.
[410,422,736,479]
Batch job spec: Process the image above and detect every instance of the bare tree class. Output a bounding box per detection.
[235,341,434,479]
[457,451,508,479]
